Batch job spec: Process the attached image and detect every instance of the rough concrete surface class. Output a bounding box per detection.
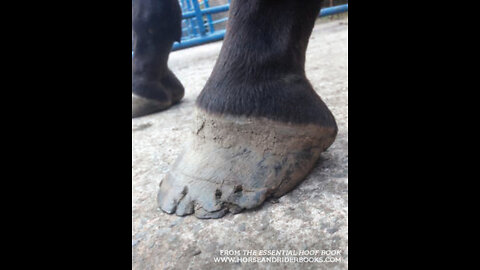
[132,18,348,270]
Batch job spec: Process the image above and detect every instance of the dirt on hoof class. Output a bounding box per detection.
[157,108,337,218]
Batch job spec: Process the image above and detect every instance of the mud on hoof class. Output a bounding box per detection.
[157,108,337,219]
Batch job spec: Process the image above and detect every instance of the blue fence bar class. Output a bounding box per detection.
[319,4,349,17]
[182,0,198,36]
[182,4,230,19]
[191,0,207,36]
[204,0,215,34]
[132,2,348,56]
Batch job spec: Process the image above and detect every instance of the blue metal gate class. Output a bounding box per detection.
[175,0,231,51]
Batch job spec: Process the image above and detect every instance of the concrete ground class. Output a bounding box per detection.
[132,18,348,270]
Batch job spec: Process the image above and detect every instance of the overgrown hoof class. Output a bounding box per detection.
[157,108,337,219]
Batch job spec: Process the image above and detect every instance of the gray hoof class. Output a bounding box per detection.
[157,108,337,219]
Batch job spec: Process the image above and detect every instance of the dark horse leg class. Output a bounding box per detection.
[158,0,337,218]
[132,0,185,118]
